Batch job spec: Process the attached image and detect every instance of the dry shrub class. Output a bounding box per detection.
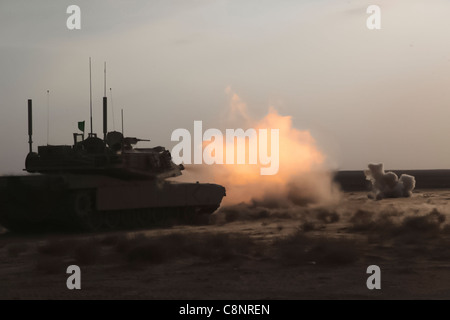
[188,233,254,261]
[349,209,401,233]
[251,196,291,210]
[37,238,79,256]
[301,221,316,232]
[221,204,270,223]
[400,209,444,236]
[116,232,256,264]
[115,234,147,254]
[350,208,447,244]
[99,234,122,246]
[217,202,295,224]
[35,256,67,274]
[315,209,340,224]
[392,209,445,243]
[74,239,101,265]
[274,230,360,266]
[37,237,101,265]
[124,234,180,264]
[442,224,450,234]
[7,243,29,257]
[224,208,241,223]
[349,210,375,231]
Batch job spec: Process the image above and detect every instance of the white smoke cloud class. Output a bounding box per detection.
[365,163,416,200]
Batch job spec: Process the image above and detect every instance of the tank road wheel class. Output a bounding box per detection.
[148,209,159,225]
[71,191,102,232]
[103,211,121,231]
[136,210,152,229]
[119,210,138,230]
[130,210,140,229]
[194,207,213,225]
[150,208,168,225]
[182,207,196,224]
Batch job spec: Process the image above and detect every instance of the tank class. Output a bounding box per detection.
[0,98,226,233]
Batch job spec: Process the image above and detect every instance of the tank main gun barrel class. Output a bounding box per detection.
[27,99,33,153]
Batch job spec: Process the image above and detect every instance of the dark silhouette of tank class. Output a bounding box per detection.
[0,99,226,232]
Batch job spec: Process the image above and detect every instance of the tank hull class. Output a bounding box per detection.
[0,174,226,233]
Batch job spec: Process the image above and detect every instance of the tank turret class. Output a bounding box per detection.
[25,99,183,180]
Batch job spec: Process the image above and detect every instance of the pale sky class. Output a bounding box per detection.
[1,0,450,173]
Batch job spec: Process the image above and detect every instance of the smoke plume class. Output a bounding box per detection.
[180,87,341,208]
[364,163,416,200]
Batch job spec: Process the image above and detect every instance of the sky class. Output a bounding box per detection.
[1,0,450,173]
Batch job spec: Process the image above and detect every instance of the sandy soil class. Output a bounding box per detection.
[1,190,450,300]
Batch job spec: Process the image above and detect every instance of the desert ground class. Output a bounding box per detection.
[1,189,450,300]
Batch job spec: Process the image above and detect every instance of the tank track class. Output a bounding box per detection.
[0,176,223,233]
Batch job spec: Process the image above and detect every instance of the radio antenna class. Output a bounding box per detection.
[109,88,116,130]
[46,90,50,145]
[103,61,108,141]
[104,62,106,97]
[89,57,93,136]
[121,108,124,136]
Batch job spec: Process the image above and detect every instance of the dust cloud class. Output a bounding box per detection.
[365,163,416,200]
[179,88,341,215]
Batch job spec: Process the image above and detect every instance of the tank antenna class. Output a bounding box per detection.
[89,57,93,136]
[109,88,116,130]
[103,61,107,141]
[27,99,33,153]
[121,108,124,136]
[46,90,50,145]
[104,62,106,97]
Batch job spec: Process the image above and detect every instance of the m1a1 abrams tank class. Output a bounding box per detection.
[0,98,226,233]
